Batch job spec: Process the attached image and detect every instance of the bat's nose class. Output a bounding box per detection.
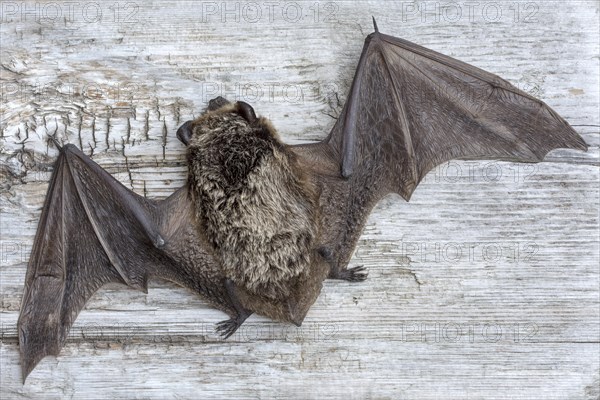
[177,120,193,145]
[207,96,231,111]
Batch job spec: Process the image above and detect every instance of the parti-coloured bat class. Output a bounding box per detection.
[18,21,587,380]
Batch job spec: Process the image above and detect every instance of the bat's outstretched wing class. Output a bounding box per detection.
[292,26,587,278]
[18,144,235,381]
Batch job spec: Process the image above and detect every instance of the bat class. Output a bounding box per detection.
[18,20,587,381]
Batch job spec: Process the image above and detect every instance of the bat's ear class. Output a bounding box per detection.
[176,120,193,145]
[235,101,257,124]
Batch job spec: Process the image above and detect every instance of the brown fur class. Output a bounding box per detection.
[186,102,320,301]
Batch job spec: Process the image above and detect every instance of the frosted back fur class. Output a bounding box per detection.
[187,104,319,300]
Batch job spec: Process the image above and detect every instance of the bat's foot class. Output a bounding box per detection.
[319,246,369,282]
[216,278,252,339]
[319,247,368,282]
[329,266,368,282]
[215,314,249,339]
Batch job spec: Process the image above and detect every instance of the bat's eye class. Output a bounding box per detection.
[176,120,193,145]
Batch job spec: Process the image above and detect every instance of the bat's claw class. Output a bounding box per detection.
[321,247,369,282]
[215,317,244,339]
[48,134,63,150]
[217,279,252,339]
[330,266,368,282]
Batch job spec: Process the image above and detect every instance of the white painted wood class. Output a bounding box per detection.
[1,1,598,398]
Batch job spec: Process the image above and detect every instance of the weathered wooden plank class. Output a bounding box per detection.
[1,0,599,399]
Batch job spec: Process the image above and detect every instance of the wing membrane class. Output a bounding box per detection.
[329,32,587,200]
[293,30,587,275]
[18,144,233,381]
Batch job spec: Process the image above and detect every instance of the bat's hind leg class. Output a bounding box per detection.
[215,279,252,339]
[319,247,368,282]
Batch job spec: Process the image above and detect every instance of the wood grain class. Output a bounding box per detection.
[1,1,598,398]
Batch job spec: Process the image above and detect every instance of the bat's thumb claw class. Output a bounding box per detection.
[372,16,379,32]
[48,135,63,151]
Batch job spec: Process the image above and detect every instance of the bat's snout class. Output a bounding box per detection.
[207,96,231,111]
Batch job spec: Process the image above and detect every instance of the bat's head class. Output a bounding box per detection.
[176,98,280,146]
[182,98,288,191]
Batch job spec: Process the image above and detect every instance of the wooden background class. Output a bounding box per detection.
[1,1,598,398]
